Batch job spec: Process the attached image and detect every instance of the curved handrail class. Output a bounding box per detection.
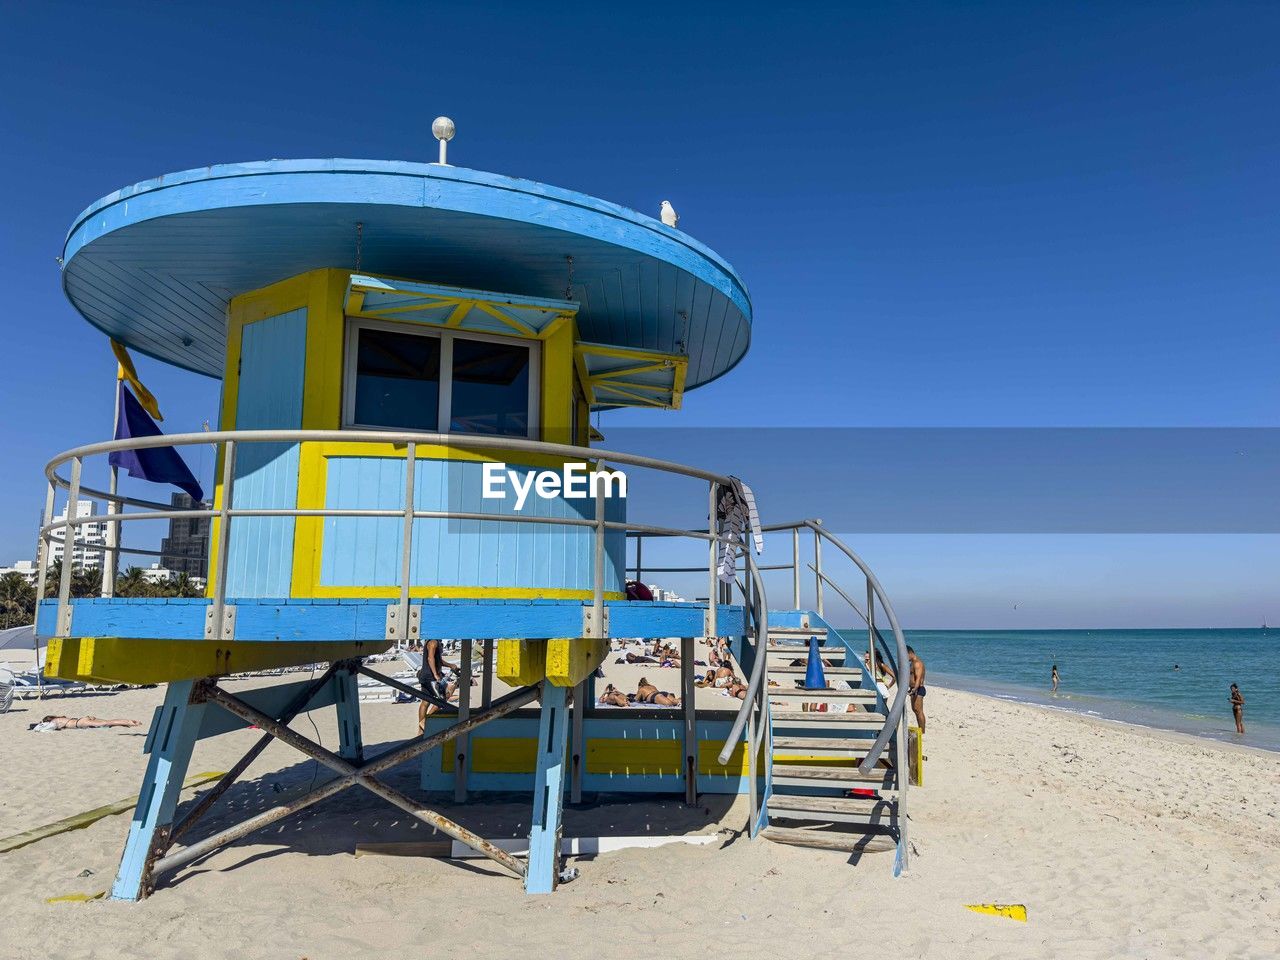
[800,521,909,777]
[718,549,768,766]
[808,564,898,674]
[44,429,735,490]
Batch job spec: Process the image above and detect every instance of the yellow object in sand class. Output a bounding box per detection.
[966,903,1027,922]
[46,891,106,904]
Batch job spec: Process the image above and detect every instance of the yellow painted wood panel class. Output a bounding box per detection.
[496,639,547,686]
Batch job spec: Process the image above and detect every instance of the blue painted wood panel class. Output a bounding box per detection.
[319,456,625,593]
[62,161,751,386]
[227,308,306,598]
[38,598,744,642]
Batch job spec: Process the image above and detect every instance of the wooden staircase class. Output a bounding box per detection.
[760,624,900,854]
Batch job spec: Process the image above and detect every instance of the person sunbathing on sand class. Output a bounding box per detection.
[29,715,141,731]
[597,684,630,707]
[635,677,680,707]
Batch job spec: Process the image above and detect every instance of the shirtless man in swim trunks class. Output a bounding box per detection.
[635,677,680,707]
[418,638,459,733]
[907,645,927,733]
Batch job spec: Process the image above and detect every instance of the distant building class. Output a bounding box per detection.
[50,499,106,570]
[0,559,38,583]
[140,563,206,590]
[646,583,688,603]
[160,493,210,578]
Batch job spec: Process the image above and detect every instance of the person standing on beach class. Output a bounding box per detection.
[1229,683,1245,734]
[907,645,926,733]
[1051,663,1060,693]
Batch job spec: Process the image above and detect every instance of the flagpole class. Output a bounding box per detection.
[101,365,122,599]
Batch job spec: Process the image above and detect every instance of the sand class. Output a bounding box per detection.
[1,659,1277,960]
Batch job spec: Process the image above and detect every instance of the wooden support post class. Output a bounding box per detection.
[481,638,493,708]
[681,636,697,805]
[110,680,206,901]
[333,666,363,763]
[526,682,570,894]
[454,640,472,802]
[570,678,586,803]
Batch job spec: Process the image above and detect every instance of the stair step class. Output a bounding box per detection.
[768,665,862,675]
[772,737,881,753]
[767,794,897,826]
[770,712,886,727]
[765,645,845,656]
[771,764,893,786]
[761,826,897,854]
[768,687,876,699]
[768,626,827,637]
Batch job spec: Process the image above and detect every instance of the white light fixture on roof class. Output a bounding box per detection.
[432,116,456,165]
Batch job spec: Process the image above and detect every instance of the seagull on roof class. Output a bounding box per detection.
[660,200,679,228]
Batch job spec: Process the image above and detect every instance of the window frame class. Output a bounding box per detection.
[342,317,541,439]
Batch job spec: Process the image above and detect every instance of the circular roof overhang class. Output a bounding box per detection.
[61,160,752,390]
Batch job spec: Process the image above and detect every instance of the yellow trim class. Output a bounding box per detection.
[545,638,608,687]
[442,737,539,773]
[431,738,760,777]
[496,639,548,686]
[291,440,616,598]
[213,269,611,601]
[46,636,389,685]
[587,738,681,776]
[574,342,687,410]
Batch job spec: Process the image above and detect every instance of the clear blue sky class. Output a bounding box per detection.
[2,1,1276,626]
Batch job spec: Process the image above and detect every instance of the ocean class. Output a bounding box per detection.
[835,627,1280,752]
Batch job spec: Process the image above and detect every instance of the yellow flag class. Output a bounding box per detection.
[110,340,163,421]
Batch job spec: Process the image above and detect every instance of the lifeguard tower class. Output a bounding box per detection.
[35,122,912,899]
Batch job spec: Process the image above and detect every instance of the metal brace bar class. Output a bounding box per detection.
[204,605,236,640]
[154,683,542,881]
[581,604,610,638]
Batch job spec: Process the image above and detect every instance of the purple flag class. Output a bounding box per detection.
[108,384,204,501]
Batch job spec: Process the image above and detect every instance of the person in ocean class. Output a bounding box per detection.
[1051,663,1060,693]
[907,646,926,733]
[1229,683,1245,734]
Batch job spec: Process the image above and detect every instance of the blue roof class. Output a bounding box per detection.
[61,159,752,390]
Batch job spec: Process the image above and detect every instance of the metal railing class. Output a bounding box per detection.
[37,429,770,815]
[631,517,911,866]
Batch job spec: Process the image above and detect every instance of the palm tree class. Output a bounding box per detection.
[73,567,102,598]
[0,571,35,628]
[116,566,147,598]
[171,572,202,598]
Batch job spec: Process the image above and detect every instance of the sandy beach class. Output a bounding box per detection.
[1,662,1277,960]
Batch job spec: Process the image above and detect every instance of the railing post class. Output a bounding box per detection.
[867,577,876,681]
[102,467,118,598]
[707,481,718,640]
[397,442,417,644]
[454,639,472,802]
[481,638,493,708]
[55,457,83,637]
[813,520,824,618]
[592,468,605,638]
[791,526,801,610]
[634,534,643,585]
[208,441,237,642]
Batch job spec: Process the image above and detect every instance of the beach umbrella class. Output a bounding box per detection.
[804,635,827,689]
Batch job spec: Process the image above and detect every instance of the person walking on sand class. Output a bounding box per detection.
[1229,683,1245,734]
[907,645,927,733]
[1051,663,1060,693]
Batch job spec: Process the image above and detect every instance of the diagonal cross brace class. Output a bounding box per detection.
[153,681,541,882]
